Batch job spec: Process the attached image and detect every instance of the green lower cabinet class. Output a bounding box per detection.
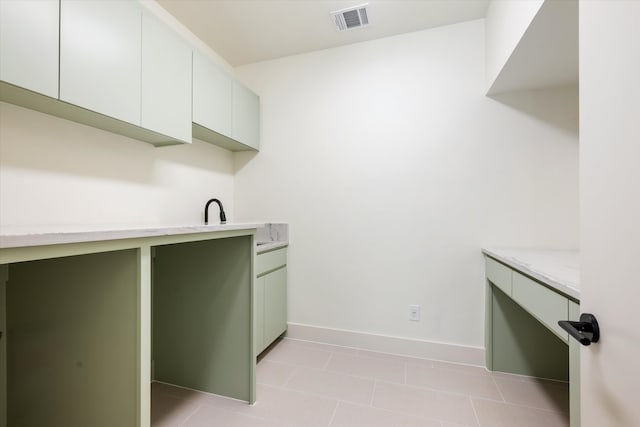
[254,275,266,353]
[484,255,580,426]
[255,248,287,355]
[264,268,287,347]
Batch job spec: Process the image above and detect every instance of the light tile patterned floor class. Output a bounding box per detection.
[152,338,569,427]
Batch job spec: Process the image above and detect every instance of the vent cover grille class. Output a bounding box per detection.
[330,4,370,32]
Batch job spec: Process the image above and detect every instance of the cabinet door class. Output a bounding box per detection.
[141,12,192,143]
[264,267,287,346]
[193,51,232,138]
[232,81,260,150]
[0,0,59,98]
[254,275,265,355]
[60,0,141,125]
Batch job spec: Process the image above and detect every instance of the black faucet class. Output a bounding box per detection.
[204,198,227,225]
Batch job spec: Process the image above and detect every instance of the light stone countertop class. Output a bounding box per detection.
[256,223,289,254]
[0,222,290,254]
[0,223,264,249]
[482,248,580,300]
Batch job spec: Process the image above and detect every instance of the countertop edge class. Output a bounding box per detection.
[482,248,580,301]
[0,223,265,249]
[256,241,289,254]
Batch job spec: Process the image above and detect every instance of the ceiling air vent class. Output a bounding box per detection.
[330,4,370,32]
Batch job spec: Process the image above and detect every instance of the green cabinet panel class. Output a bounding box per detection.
[485,257,512,295]
[0,0,192,146]
[141,11,192,143]
[491,285,569,381]
[484,254,579,425]
[512,271,569,342]
[0,0,59,98]
[0,265,6,427]
[191,51,260,152]
[264,267,287,348]
[6,251,139,427]
[152,237,253,402]
[255,248,287,355]
[60,0,142,126]
[256,247,287,277]
[254,275,266,354]
[232,80,260,150]
[193,51,233,139]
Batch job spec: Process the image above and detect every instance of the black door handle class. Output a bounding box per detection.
[558,313,600,346]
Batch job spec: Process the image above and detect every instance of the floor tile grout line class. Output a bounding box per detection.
[280,365,299,388]
[285,337,497,376]
[404,362,408,384]
[369,380,378,406]
[375,379,510,404]
[336,350,416,369]
[492,373,570,387]
[390,375,507,402]
[340,397,447,426]
[272,359,388,386]
[285,337,452,367]
[326,400,341,427]
[322,351,334,370]
[490,375,506,403]
[469,396,483,427]
[257,382,367,409]
[322,365,404,385]
[177,402,203,427]
[471,395,571,415]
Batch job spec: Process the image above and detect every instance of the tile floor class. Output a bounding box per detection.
[152,338,569,427]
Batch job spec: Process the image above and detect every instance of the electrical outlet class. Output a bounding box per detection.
[409,305,420,321]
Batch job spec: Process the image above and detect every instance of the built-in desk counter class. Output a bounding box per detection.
[0,223,270,427]
[483,248,580,427]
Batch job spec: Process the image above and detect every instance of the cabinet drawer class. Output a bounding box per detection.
[256,248,287,277]
[512,271,568,342]
[485,257,512,295]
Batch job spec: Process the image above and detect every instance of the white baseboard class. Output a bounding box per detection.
[285,322,485,366]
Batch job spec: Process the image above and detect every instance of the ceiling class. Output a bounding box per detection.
[156,0,490,67]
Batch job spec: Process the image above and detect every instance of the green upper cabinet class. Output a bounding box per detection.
[0,0,59,98]
[192,51,260,152]
[232,81,260,151]
[1,0,254,150]
[60,0,142,126]
[193,51,233,140]
[141,12,192,144]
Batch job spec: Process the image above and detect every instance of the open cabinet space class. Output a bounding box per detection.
[152,236,254,402]
[1,250,139,427]
[0,226,258,427]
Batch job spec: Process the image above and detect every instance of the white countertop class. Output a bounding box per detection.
[0,223,264,249]
[482,248,580,300]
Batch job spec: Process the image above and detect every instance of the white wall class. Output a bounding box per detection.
[0,102,235,233]
[485,0,544,89]
[234,19,579,351]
